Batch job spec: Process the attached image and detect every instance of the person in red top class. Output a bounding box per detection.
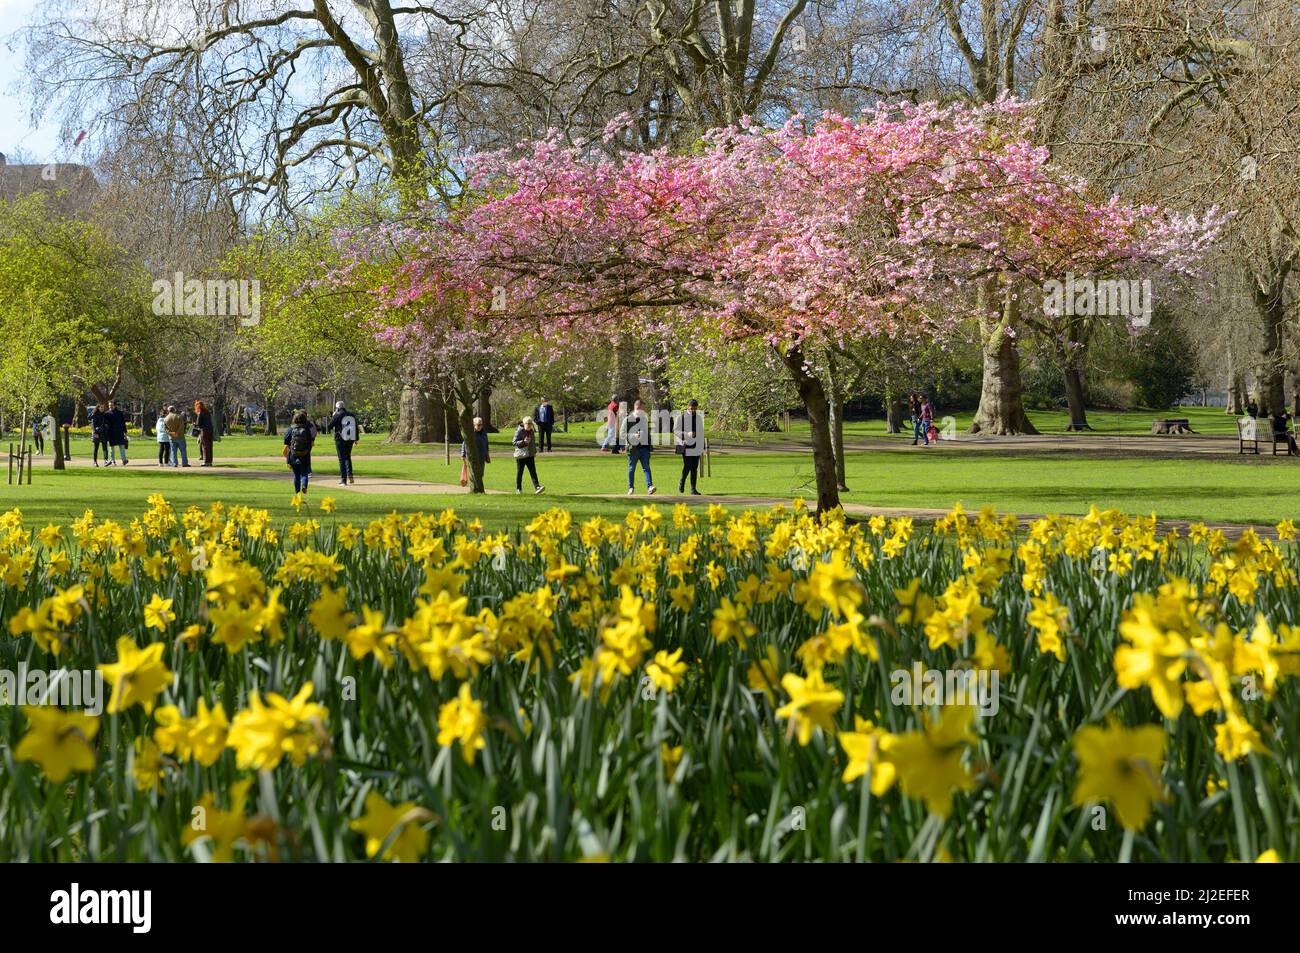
[600,396,622,452]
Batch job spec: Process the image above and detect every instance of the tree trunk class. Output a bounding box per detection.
[264,394,278,435]
[825,358,849,492]
[52,401,64,471]
[612,332,641,406]
[1257,292,1286,416]
[826,382,847,486]
[970,284,1039,435]
[390,384,461,443]
[1062,364,1091,431]
[18,406,29,482]
[475,385,495,432]
[884,390,905,434]
[777,345,841,514]
[1226,372,1244,415]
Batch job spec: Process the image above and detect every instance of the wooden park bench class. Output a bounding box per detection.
[1237,415,1295,455]
[1152,418,1196,435]
[1237,416,1260,454]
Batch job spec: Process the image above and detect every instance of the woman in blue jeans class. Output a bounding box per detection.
[623,400,656,495]
[283,410,315,495]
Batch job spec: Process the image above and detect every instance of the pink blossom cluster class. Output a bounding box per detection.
[324,97,1227,363]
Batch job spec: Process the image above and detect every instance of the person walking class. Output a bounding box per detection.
[909,394,923,446]
[154,408,170,465]
[164,404,191,467]
[601,396,622,453]
[534,398,556,452]
[919,395,934,447]
[512,416,544,494]
[90,402,110,467]
[33,413,50,455]
[106,399,129,465]
[283,410,316,495]
[327,400,360,486]
[460,416,490,487]
[674,399,705,495]
[195,400,215,466]
[622,399,656,495]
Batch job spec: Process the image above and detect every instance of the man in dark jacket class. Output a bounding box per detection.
[534,399,555,452]
[326,401,360,486]
[106,400,129,465]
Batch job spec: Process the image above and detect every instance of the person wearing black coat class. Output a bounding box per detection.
[195,401,215,466]
[105,400,129,465]
[90,402,110,466]
[533,399,556,452]
[326,401,360,485]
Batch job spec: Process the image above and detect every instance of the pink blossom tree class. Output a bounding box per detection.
[333,99,1224,509]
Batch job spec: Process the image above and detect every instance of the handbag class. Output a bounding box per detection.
[459,458,469,487]
[190,426,201,438]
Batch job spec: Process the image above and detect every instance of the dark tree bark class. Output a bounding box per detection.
[51,401,65,471]
[885,392,906,434]
[612,332,641,406]
[264,393,278,436]
[825,356,849,491]
[1255,285,1287,416]
[475,385,495,432]
[777,345,841,514]
[1062,365,1091,431]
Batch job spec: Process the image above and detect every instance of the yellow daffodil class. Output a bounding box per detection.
[1072,722,1166,831]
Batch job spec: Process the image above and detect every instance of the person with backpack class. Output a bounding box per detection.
[512,416,544,495]
[163,405,190,467]
[90,402,110,467]
[154,408,170,465]
[326,400,360,486]
[674,399,705,495]
[622,399,656,495]
[283,410,316,495]
[534,399,556,452]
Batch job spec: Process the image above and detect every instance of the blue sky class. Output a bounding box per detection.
[0,0,65,162]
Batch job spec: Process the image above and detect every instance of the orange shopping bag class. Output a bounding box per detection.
[459,458,469,487]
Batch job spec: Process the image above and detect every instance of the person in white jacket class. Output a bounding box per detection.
[674,399,705,494]
[154,409,171,466]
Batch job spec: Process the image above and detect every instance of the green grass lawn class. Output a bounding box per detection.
[0,466,649,529]
[4,404,1240,456]
[4,430,1297,527]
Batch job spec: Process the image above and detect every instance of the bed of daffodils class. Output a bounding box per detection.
[0,494,1295,862]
